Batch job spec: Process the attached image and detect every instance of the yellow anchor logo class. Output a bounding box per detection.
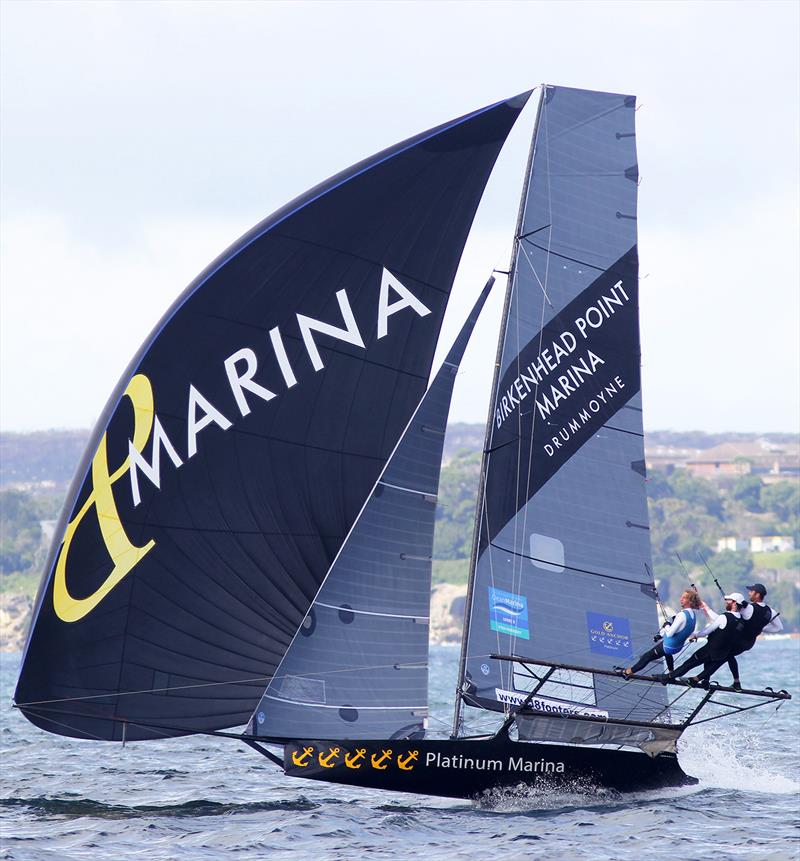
[371,749,393,770]
[345,748,367,769]
[318,747,341,768]
[397,750,419,771]
[291,746,314,768]
[53,374,157,623]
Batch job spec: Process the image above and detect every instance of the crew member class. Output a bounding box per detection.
[703,583,783,690]
[661,593,745,687]
[620,589,701,677]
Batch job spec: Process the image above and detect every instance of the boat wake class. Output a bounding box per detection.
[472,774,708,814]
[474,775,620,812]
[678,723,799,794]
[0,795,320,819]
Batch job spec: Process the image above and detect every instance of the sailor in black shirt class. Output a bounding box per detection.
[661,593,745,687]
[720,583,783,689]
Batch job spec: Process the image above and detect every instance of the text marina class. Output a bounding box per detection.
[425,752,565,773]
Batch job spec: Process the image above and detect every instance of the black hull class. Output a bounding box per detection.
[283,736,696,799]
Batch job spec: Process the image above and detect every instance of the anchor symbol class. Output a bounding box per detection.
[318,747,341,768]
[345,748,367,769]
[291,746,314,767]
[397,750,419,771]
[370,749,393,770]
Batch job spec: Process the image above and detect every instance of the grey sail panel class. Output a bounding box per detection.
[250,280,494,740]
[499,85,639,376]
[459,86,666,729]
[253,600,429,740]
[491,430,652,584]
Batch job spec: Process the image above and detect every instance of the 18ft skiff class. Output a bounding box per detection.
[14,85,789,800]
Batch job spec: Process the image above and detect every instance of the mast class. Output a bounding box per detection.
[452,86,546,738]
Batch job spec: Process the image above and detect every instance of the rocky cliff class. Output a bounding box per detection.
[0,593,32,653]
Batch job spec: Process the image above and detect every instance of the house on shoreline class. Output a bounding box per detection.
[647,439,800,483]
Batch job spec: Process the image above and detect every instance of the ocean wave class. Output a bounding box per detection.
[0,795,320,819]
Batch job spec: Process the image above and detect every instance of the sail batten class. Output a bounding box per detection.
[488,544,656,587]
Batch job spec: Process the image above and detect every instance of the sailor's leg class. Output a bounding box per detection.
[697,658,725,684]
[728,639,755,688]
[665,653,675,672]
[628,643,663,674]
[668,646,708,679]
[727,654,740,687]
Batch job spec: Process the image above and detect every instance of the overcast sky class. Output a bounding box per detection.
[1,0,798,435]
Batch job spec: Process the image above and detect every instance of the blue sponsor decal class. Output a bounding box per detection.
[488,587,530,640]
[586,612,633,658]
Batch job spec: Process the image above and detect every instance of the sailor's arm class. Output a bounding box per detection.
[700,600,719,622]
[762,612,784,634]
[693,614,727,640]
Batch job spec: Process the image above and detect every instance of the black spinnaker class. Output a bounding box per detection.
[15,93,530,741]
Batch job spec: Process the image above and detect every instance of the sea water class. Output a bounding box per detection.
[1,641,798,860]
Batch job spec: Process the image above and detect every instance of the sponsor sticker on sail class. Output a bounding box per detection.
[586,612,633,658]
[495,689,609,718]
[488,587,530,640]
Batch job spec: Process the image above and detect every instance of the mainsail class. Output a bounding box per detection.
[247,278,494,741]
[15,93,530,741]
[456,85,666,733]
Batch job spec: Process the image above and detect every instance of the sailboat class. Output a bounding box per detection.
[14,85,789,800]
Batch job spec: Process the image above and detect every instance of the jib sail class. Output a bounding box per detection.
[248,278,494,742]
[15,93,529,741]
[455,85,666,733]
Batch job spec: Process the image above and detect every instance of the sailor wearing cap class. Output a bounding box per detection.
[719,583,783,690]
[661,593,745,688]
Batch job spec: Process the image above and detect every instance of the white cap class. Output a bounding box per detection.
[724,592,745,605]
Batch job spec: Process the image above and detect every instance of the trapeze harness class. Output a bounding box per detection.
[662,609,697,654]
[705,611,745,660]
[738,603,774,650]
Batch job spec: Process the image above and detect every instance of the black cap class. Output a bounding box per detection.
[747,583,767,597]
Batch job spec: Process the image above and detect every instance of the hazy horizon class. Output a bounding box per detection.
[1,424,798,439]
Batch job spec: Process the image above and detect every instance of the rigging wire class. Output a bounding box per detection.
[698,551,727,598]
[15,658,430,708]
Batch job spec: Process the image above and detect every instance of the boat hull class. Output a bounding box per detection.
[283,736,696,798]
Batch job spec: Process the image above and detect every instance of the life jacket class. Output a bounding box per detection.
[663,609,696,654]
[740,602,773,643]
[706,611,743,659]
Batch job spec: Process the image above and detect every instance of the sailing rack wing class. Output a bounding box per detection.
[487,654,791,756]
